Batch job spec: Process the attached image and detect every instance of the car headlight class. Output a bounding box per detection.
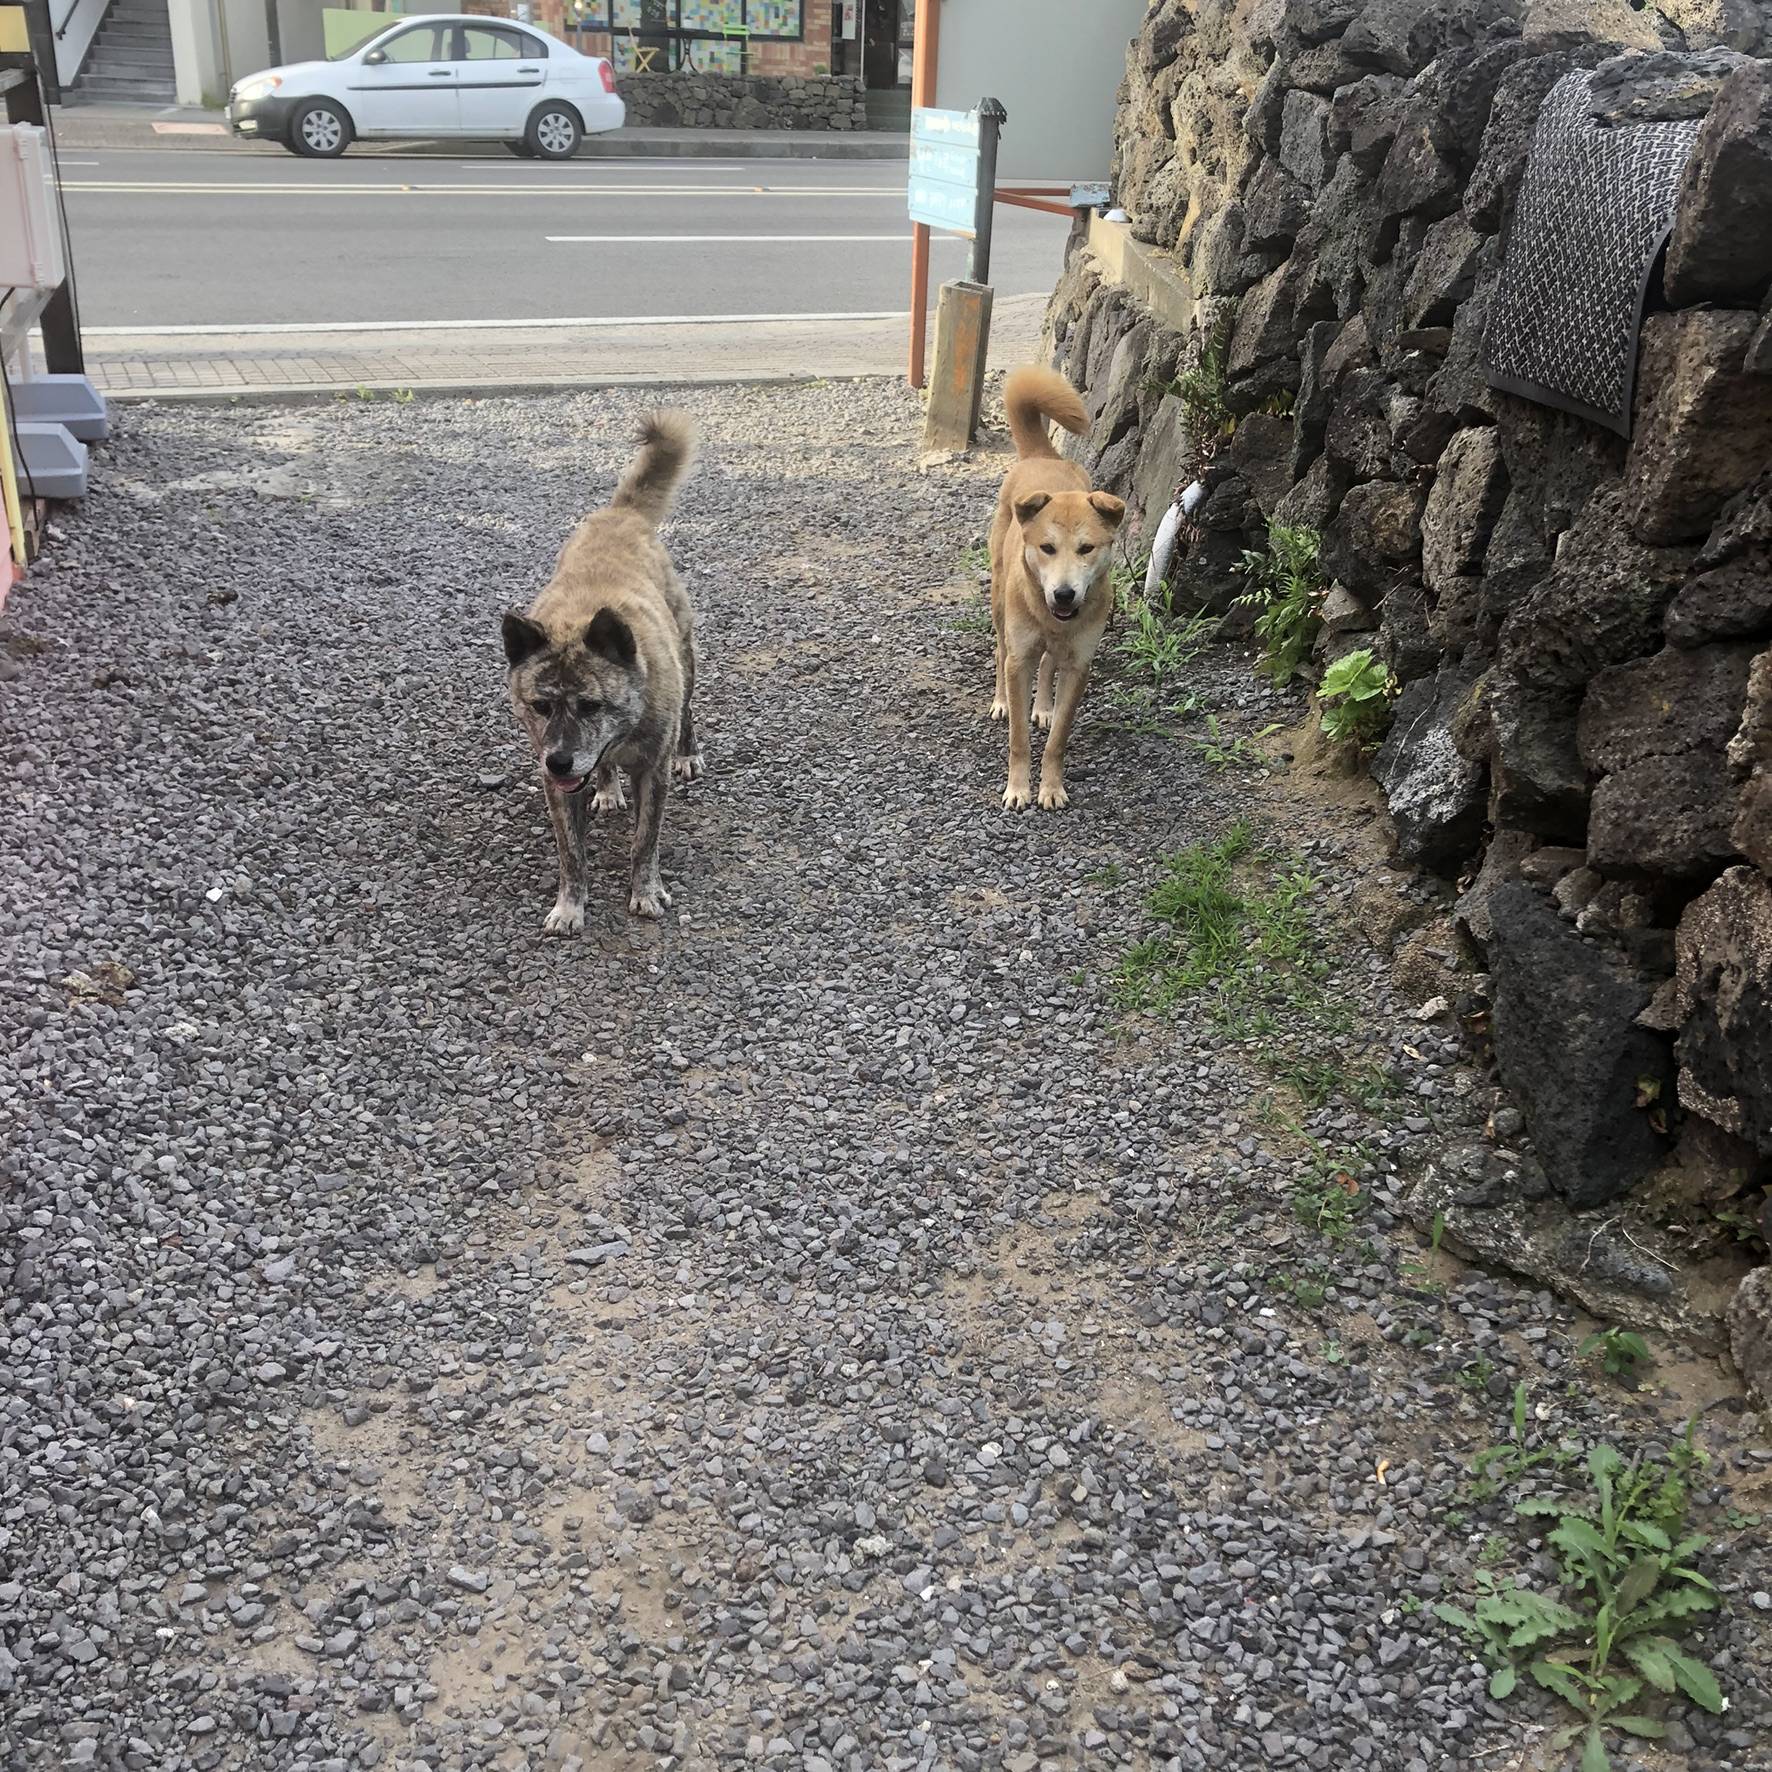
[234,74,283,103]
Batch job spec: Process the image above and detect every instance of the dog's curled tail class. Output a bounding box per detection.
[1003,365,1088,461]
[611,410,698,528]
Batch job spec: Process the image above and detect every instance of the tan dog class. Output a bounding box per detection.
[989,366,1125,810]
[501,413,700,933]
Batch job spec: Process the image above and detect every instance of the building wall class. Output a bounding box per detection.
[929,0,1145,181]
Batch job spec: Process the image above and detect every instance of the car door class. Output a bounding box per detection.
[345,23,461,136]
[453,24,547,137]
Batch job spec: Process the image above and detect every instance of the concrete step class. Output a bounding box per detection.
[97,23,174,41]
[86,55,177,78]
[863,90,911,131]
[74,76,178,100]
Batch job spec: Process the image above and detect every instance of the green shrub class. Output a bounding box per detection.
[1318,647,1397,747]
[1234,522,1327,685]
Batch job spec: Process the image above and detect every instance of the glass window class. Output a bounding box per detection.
[457,25,525,60]
[376,26,446,63]
[519,31,548,55]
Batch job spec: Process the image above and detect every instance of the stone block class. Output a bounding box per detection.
[1587,751,1742,878]
[1422,425,1508,591]
[1626,311,1772,546]
[1665,61,1772,307]
[1491,676,1590,839]
[1669,866,1772,1152]
[1486,880,1674,1208]
[1371,661,1490,873]
[1587,47,1753,124]
[1578,642,1759,772]
[1728,646,1772,869]
[1280,91,1335,192]
[1664,553,1772,647]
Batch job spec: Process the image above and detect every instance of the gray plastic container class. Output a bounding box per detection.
[7,374,109,441]
[14,422,89,499]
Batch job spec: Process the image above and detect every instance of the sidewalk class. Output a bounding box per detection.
[50,102,910,159]
[79,295,1046,400]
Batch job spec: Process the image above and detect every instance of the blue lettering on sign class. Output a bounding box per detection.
[908,106,980,237]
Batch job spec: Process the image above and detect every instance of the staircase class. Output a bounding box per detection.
[864,86,911,132]
[71,0,178,106]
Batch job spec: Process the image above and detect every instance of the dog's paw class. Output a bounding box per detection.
[592,780,628,813]
[1002,781,1033,811]
[628,883,674,919]
[1038,780,1071,811]
[989,700,1008,722]
[1032,707,1054,732]
[542,897,585,936]
[673,750,705,783]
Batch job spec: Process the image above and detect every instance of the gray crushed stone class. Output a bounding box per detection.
[1,383,1768,1771]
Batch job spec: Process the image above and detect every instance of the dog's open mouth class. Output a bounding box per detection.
[549,774,587,794]
[1052,605,1079,622]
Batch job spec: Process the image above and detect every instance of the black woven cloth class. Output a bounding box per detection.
[1483,71,1702,438]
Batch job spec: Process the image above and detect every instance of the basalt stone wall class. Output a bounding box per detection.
[1043,2,1772,1317]
[617,72,868,131]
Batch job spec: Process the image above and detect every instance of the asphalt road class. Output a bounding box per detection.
[59,148,1070,330]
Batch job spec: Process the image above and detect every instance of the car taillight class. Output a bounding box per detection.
[599,59,616,93]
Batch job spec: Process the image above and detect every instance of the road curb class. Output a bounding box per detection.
[49,114,910,159]
[99,369,905,406]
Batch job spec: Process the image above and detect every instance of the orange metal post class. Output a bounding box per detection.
[907,0,940,388]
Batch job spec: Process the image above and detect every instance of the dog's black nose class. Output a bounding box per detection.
[545,750,576,777]
[1053,585,1079,608]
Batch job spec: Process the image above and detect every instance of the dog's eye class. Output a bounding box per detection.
[1077,543,1096,556]
[529,698,553,716]
[1039,543,1058,556]
[574,698,599,717]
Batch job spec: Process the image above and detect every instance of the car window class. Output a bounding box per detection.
[374,26,445,63]
[457,25,525,60]
[519,32,547,56]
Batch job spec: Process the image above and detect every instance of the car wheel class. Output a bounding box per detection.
[504,139,536,158]
[526,103,581,161]
[289,100,352,158]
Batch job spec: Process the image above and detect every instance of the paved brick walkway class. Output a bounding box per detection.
[79,298,1046,398]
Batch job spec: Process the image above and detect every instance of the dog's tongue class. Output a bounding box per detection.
[552,775,585,794]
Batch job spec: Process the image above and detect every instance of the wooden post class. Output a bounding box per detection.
[922,279,993,452]
[907,0,939,387]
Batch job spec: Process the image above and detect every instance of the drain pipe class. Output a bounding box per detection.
[1143,478,1205,603]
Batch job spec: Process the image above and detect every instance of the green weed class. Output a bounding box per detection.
[1580,1327,1653,1388]
[1318,647,1398,749]
[1440,1436,1726,1770]
[1234,522,1327,686]
[1168,305,1237,447]
[1291,1151,1369,1245]
[1192,713,1280,772]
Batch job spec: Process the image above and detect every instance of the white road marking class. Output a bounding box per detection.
[543,233,947,243]
[455,159,751,170]
[63,180,898,197]
[84,309,906,337]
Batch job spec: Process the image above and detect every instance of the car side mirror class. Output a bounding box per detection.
[363,48,387,65]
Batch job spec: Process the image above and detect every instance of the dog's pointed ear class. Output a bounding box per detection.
[1013,492,1052,527]
[584,608,638,669]
[1089,491,1128,530]
[502,611,548,668]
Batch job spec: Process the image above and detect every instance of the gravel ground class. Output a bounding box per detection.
[2,383,1769,1772]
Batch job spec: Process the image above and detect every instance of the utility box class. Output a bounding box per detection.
[0,122,64,291]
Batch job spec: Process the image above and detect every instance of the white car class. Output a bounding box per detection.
[226,14,624,160]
